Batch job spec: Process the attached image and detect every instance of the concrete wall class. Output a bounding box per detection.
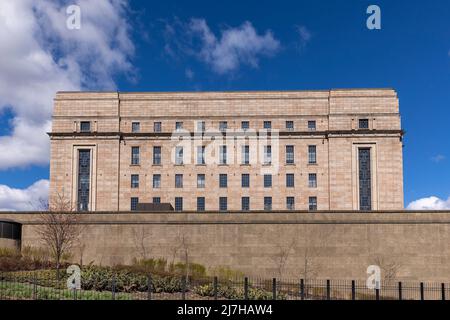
[1,211,449,282]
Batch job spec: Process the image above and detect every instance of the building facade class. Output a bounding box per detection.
[49,89,404,212]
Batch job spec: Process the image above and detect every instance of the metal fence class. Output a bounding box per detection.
[0,271,448,300]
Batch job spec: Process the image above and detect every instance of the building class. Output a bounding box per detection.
[49,89,404,212]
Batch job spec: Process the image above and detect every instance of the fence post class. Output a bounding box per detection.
[244,277,249,300]
[300,279,305,300]
[272,278,277,300]
[213,277,218,301]
[181,276,186,300]
[351,280,356,300]
[147,274,152,300]
[33,272,37,300]
[326,280,331,300]
[375,288,380,300]
[398,282,402,301]
[442,283,445,301]
[111,274,116,300]
[420,282,424,301]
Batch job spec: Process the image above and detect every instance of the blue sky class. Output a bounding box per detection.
[0,0,449,210]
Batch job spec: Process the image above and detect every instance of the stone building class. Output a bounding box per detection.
[49,89,404,212]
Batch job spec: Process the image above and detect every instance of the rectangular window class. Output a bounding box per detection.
[242,197,250,211]
[197,146,205,164]
[241,121,249,130]
[153,197,160,204]
[308,120,316,131]
[308,173,317,188]
[175,174,183,188]
[132,122,140,133]
[175,146,183,165]
[286,121,294,130]
[80,121,91,132]
[153,174,161,188]
[197,174,205,188]
[286,174,295,188]
[286,197,295,210]
[175,121,183,131]
[77,149,91,211]
[264,145,272,165]
[219,145,227,165]
[286,145,294,164]
[264,174,272,188]
[263,121,272,129]
[175,197,183,211]
[197,121,205,132]
[219,174,228,188]
[197,197,205,211]
[308,145,317,164]
[359,119,369,129]
[219,121,228,132]
[241,174,250,188]
[309,197,317,211]
[131,174,139,188]
[153,146,161,165]
[154,121,162,133]
[264,197,272,211]
[359,148,372,210]
[131,146,140,165]
[131,197,139,211]
[242,145,250,164]
[219,197,228,211]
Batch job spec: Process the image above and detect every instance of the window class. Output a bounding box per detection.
[264,197,272,211]
[241,121,249,130]
[309,173,317,188]
[131,147,140,165]
[197,121,205,132]
[219,121,228,132]
[131,197,139,211]
[264,174,272,188]
[241,174,250,188]
[175,121,183,131]
[219,197,227,211]
[286,145,294,164]
[175,174,183,188]
[219,174,228,188]
[219,145,227,165]
[132,122,140,133]
[286,174,295,188]
[197,197,205,211]
[263,121,272,129]
[309,197,317,211]
[359,148,372,210]
[264,145,272,165]
[197,174,205,188]
[154,122,162,133]
[197,146,205,165]
[153,197,160,204]
[242,197,250,211]
[175,146,183,165]
[308,145,317,164]
[153,174,161,188]
[242,145,250,164]
[131,174,139,188]
[77,149,91,211]
[286,121,294,130]
[286,197,295,210]
[80,121,91,132]
[359,119,369,129]
[308,120,316,131]
[175,197,183,211]
[153,146,161,165]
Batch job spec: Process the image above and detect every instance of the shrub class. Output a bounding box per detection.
[209,266,244,280]
[169,262,206,278]
[193,283,286,300]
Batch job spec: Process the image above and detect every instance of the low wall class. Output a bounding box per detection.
[1,211,449,282]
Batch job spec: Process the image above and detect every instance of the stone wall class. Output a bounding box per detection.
[1,211,449,282]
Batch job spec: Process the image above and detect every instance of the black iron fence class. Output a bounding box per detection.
[0,271,448,300]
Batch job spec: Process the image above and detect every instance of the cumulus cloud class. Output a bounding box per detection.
[163,18,280,74]
[0,0,135,169]
[0,180,49,211]
[407,196,450,210]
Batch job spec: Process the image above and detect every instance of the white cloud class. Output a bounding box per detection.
[0,179,49,211]
[431,154,446,163]
[295,25,312,48]
[0,0,135,169]
[407,196,450,210]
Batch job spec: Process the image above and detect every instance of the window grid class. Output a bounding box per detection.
[197,197,205,211]
[308,120,316,131]
[197,146,206,165]
[242,145,250,164]
[309,173,317,188]
[132,122,140,133]
[241,121,249,130]
[80,121,91,132]
[359,119,369,129]
[153,146,161,165]
[153,174,161,188]
[154,122,162,133]
[242,197,250,211]
[153,197,160,204]
[219,121,228,132]
[197,174,205,188]
[131,197,139,211]
[264,197,272,211]
[219,145,227,165]
[241,174,250,188]
[219,197,228,211]
[264,174,272,188]
[263,121,272,129]
[175,174,183,188]
[175,146,183,165]
[175,197,183,211]
[286,145,294,164]
[308,145,317,164]
[131,174,139,188]
[219,174,228,188]
[309,197,317,211]
[287,197,295,210]
[286,174,295,188]
[175,122,183,131]
[131,147,140,165]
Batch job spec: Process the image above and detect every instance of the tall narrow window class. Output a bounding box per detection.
[308,145,317,164]
[219,197,228,211]
[219,174,228,188]
[175,174,183,188]
[264,145,272,165]
[197,174,205,188]
[308,173,317,188]
[264,174,272,188]
[77,149,91,211]
[242,197,250,211]
[286,145,294,164]
[242,145,250,164]
[359,148,372,210]
[80,121,91,132]
[219,145,227,165]
[197,146,205,165]
[309,197,317,211]
[131,174,139,188]
[286,174,295,188]
[153,174,161,188]
[175,146,183,165]
[154,122,162,133]
[264,197,272,211]
[131,197,139,211]
[175,197,183,211]
[241,174,250,188]
[131,147,140,165]
[153,146,161,165]
[132,122,140,133]
[308,120,316,131]
[286,197,295,210]
[197,197,205,211]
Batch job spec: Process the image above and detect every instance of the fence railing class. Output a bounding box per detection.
[0,271,448,300]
